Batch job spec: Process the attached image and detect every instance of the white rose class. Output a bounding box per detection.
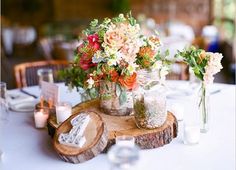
[86,77,94,89]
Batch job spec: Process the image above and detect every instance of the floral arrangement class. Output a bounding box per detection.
[61,13,169,99]
[135,36,170,84]
[176,46,223,132]
[176,46,223,86]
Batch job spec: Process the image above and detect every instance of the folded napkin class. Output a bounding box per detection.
[7,91,36,106]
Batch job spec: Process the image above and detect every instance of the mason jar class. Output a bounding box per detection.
[133,84,167,129]
[99,80,133,116]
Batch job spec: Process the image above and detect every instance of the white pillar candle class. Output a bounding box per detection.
[183,124,200,145]
[56,102,72,124]
[170,103,184,121]
[34,109,49,128]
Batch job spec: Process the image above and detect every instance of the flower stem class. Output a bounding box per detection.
[200,82,207,126]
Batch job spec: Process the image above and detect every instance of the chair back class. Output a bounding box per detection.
[14,60,69,88]
[166,61,189,80]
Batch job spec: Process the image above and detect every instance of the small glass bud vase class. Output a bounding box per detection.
[198,82,210,133]
[133,84,167,129]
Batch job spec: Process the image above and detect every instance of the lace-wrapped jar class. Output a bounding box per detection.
[133,69,167,129]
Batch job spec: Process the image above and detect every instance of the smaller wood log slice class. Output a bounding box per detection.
[53,111,108,164]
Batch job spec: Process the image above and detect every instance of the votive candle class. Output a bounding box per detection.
[34,109,49,128]
[56,102,72,124]
[183,123,200,145]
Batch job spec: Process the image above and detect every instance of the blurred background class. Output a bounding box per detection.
[1,0,235,89]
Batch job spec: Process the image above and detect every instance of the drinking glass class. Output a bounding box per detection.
[0,82,9,161]
[37,68,54,87]
[108,136,140,170]
[0,82,9,122]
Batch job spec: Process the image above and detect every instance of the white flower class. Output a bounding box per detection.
[107,58,117,66]
[152,60,162,70]
[203,52,223,85]
[92,51,106,63]
[127,63,137,75]
[86,77,94,89]
[119,14,125,19]
[104,45,117,56]
[160,66,169,83]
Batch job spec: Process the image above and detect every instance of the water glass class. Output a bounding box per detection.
[0,82,9,122]
[37,68,54,87]
[108,136,140,170]
[0,82,7,99]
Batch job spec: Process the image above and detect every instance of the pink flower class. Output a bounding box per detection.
[203,52,223,85]
[104,28,126,50]
[87,34,100,50]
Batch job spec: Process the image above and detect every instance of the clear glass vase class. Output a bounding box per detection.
[198,82,210,133]
[133,69,167,129]
[99,81,133,116]
[133,84,167,129]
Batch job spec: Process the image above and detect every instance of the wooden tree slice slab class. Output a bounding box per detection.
[49,99,178,154]
[53,111,108,163]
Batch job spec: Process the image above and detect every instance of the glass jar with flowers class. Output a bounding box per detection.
[60,13,143,116]
[133,36,170,129]
[176,47,223,132]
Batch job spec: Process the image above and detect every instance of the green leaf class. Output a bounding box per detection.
[116,84,121,97]
[119,88,127,105]
[90,19,98,27]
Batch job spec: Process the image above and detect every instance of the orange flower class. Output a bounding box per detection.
[138,46,155,58]
[110,70,119,82]
[198,51,207,64]
[149,36,160,45]
[118,73,137,90]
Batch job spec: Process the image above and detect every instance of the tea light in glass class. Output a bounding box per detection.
[34,108,49,128]
[183,123,200,145]
[183,94,200,145]
[56,102,72,124]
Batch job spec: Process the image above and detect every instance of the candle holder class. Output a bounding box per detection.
[56,102,72,124]
[34,108,49,129]
[182,94,200,145]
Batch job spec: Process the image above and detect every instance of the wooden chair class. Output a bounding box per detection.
[14,60,69,88]
[166,61,189,80]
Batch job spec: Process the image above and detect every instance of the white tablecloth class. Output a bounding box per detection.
[0,81,235,170]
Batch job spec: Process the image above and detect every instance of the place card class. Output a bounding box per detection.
[41,81,59,106]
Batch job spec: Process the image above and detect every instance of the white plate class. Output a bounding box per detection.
[10,101,36,112]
